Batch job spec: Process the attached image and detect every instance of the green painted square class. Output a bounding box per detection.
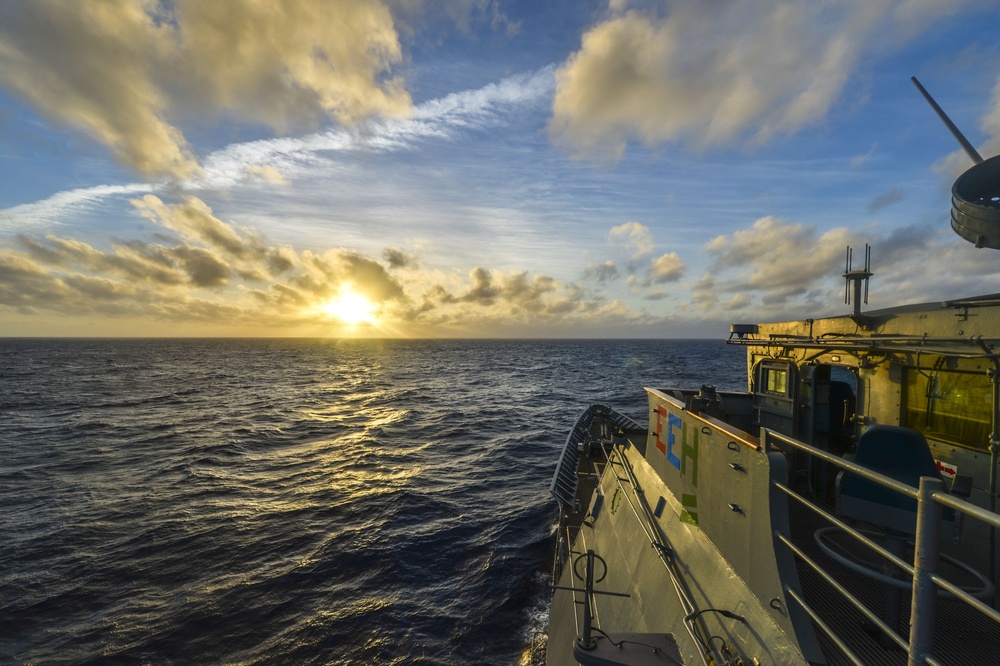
[680,510,699,526]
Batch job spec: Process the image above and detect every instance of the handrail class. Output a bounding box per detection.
[764,428,1000,665]
[775,532,914,656]
[766,428,1000,530]
[727,336,1000,361]
[602,444,713,666]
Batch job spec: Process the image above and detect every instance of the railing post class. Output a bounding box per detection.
[908,476,944,666]
[579,550,597,650]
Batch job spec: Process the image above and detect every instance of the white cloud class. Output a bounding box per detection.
[549,0,986,160]
[648,252,685,283]
[850,143,879,169]
[0,1,427,178]
[694,212,1000,321]
[607,221,654,259]
[0,184,160,232]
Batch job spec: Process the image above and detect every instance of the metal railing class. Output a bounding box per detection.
[763,428,1000,666]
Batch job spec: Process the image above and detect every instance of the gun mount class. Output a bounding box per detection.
[952,154,1000,249]
[913,76,1000,250]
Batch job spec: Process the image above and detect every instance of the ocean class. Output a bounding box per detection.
[0,338,745,665]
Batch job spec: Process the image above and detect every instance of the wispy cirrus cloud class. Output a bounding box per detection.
[868,188,904,213]
[0,67,555,230]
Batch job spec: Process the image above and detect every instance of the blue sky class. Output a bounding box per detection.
[2,0,1000,338]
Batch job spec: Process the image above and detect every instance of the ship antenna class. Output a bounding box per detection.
[844,244,873,323]
[911,76,983,165]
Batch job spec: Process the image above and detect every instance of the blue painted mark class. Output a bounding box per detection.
[666,413,682,470]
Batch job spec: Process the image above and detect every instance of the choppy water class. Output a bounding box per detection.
[0,338,744,665]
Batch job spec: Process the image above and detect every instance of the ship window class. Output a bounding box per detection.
[903,369,992,450]
[763,366,789,396]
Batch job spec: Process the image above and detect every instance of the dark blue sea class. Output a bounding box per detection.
[0,338,745,665]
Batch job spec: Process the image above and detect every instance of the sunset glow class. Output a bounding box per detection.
[1,2,1000,338]
[321,291,377,325]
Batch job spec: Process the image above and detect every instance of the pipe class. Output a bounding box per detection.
[975,338,999,590]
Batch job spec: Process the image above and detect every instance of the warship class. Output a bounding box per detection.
[546,78,1000,665]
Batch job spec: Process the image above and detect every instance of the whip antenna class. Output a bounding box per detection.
[911,76,983,165]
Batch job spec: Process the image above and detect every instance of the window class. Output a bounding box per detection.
[763,366,789,396]
[903,368,992,450]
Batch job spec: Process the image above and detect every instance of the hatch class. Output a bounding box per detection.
[753,360,798,436]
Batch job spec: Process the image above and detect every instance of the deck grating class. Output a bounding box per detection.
[786,496,998,665]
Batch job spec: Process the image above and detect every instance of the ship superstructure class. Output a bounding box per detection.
[546,80,1000,666]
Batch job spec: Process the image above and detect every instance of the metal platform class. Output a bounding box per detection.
[786,498,997,665]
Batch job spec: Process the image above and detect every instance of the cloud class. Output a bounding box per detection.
[691,273,719,310]
[549,0,984,160]
[383,247,419,269]
[0,1,197,178]
[437,268,561,315]
[0,0,413,178]
[0,184,158,233]
[1,194,641,334]
[939,70,1000,176]
[607,221,654,259]
[696,215,854,315]
[407,266,633,330]
[648,252,685,283]
[4,196,413,321]
[706,216,852,294]
[175,2,409,127]
[693,213,1000,321]
[583,260,620,282]
[980,73,1000,159]
[851,143,879,168]
[600,221,686,289]
[1,67,555,229]
[244,165,290,186]
[169,246,231,288]
[867,188,904,213]
[130,195,296,282]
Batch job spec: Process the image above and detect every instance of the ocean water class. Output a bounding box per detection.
[0,338,745,665]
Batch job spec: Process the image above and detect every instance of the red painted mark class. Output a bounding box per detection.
[936,460,957,477]
[655,405,667,455]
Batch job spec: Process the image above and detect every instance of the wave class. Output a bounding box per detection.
[0,337,743,665]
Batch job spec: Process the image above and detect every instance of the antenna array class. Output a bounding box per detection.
[843,244,873,320]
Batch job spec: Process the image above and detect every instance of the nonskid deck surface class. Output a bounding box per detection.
[786,498,996,665]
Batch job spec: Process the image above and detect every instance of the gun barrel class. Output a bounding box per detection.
[912,76,983,165]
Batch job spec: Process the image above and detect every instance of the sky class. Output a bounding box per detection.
[2,0,1000,338]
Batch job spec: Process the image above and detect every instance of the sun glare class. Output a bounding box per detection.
[321,291,377,325]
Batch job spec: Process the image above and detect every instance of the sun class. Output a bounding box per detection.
[321,290,377,325]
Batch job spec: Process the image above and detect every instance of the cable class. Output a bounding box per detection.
[685,608,747,625]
